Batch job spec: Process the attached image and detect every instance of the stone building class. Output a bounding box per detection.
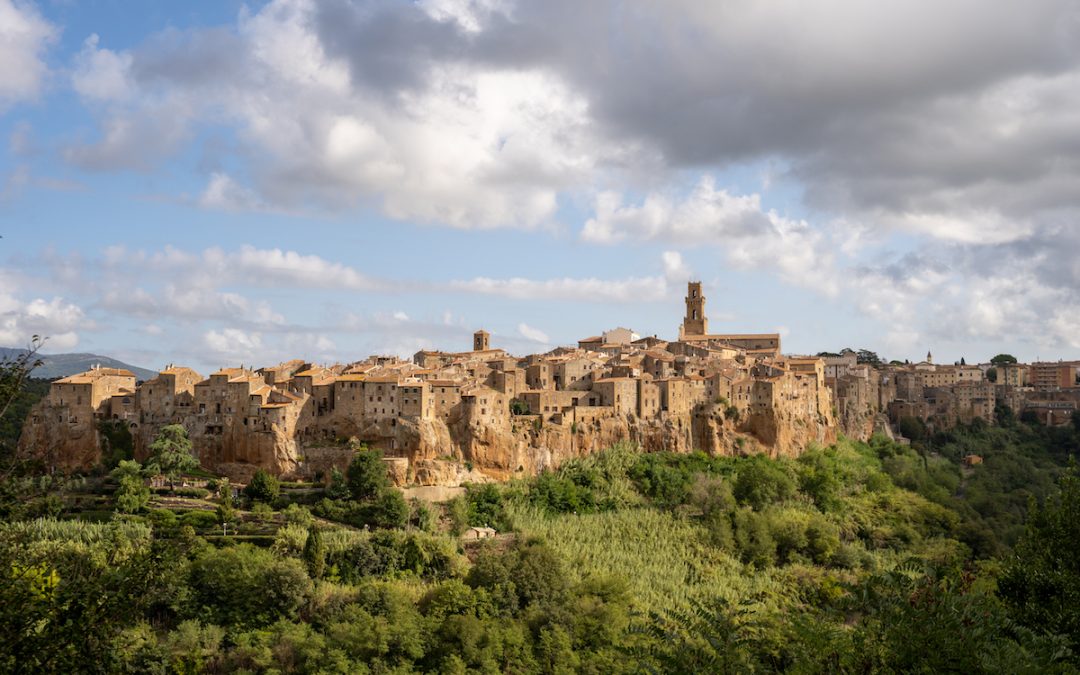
[21,294,839,484]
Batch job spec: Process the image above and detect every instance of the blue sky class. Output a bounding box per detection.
[2,0,1079,374]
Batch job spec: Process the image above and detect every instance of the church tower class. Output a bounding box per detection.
[681,282,708,337]
[473,329,490,352]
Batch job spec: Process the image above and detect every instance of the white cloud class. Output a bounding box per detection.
[72,34,134,101]
[0,0,55,110]
[197,172,265,212]
[202,328,263,363]
[450,274,668,303]
[517,322,549,343]
[0,295,85,351]
[584,177,839,295]
[661,251,691,282]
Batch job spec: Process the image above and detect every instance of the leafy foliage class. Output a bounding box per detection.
[346,447,388,501]
[146,424,198,492]
[243,468,280,504]
[0,420,1077,671]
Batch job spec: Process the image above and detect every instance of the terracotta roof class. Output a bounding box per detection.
[55,368,136,384]
[161,366,199,376]
[365,375,400,383]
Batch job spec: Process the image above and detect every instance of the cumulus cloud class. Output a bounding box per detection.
[202,328,263,363]
[72,34,134,101]
[0,0,55,110]
[0,295,85,351]
[450,274,668,303]
[661,251,691,283]
[49,0,1080,358]
[197,173,265,212]
[517,322,549,344]
[584,177,839,295]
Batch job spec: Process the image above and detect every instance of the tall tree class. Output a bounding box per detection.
[991,354,1018,365]
[999,465,1080,647]
[244,468,280,504]
[147,424,198,494]
[347,447,389,502]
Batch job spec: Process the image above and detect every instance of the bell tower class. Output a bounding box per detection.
[473,329,490,352]
[681,282,708,337]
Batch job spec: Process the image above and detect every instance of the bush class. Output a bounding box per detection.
[187,544,313,628]
[465,483,507,529]
[181,510,220,531]
[530,471,598,515]
[282,503,314,527]
[250,502,274,522]
[734,508,776,567]
[362,490,409,530]
[173,487,210,499]
[147,509,179,533]
[733,457,796,511]
[244,469,280,504]
[347,449,388,502]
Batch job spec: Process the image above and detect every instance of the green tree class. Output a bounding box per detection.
[897,416,928,442]
[187,544,313,628]
[856,349,883,366]
[347,448,389,501]
[999,465,1080,648]
[302,526,326,579]
[365,489,409,529]
[111,460,150,514]
[147,424,199,493]
[733,457,796,511]
[216,487,237,534]
[244,468,280,504]
[991,353,1019,365]
[326,466,351,500]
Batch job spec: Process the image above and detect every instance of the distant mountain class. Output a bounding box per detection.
[0,347,157,381]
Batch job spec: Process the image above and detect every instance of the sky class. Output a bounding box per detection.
[1,0,1079,374]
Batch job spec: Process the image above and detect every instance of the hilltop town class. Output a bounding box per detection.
[17,282,1079,485]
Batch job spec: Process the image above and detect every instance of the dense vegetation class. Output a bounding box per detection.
[1,353,1079,671]
[0,376,48,454]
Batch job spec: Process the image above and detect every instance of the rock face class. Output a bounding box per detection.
[17,399,103,471]
[20,382,838,486]
[288,402,835,487]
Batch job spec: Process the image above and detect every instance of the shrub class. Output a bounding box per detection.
[181,510,220,531]
[187,544,313,628]
[244,469,280,504]
[282,503,314,527]
[250,502,274,522]
[174,487,210,499]
[733,457,796,511]
[347,449,389,501]
[465,483,507,529]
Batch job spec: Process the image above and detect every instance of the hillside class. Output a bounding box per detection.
[0,429,1077,672]
[0,347,156,381]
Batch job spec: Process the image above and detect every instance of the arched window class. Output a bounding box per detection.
[692,310,698,320]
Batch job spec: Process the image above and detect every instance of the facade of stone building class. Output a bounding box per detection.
[20,282,840,483]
